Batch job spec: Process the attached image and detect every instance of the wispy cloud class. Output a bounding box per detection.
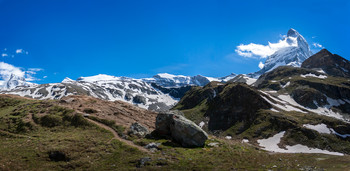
[0,62,25,80]
[313,43,323,48]
[0,62,42,82]
[235,35,297,59]
[16,49,23,54]
[1,48,29,58]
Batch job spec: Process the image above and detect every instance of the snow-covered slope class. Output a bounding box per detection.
[143,73,223,87]
[248,29,313,78]
[0,72,243,111]
[1,74,177,111]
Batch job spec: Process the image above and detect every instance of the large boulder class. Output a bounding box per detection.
[155,111,208,147]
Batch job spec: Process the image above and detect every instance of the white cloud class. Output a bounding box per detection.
[1,53,8,57]
[258,61,265,69]
[0,62,42,82]
[313,43,323,48]
[236,35,298,58]
[16,49,23,54]
[43,76,47,79]
[0,62,25,80]
[28,68,43,72]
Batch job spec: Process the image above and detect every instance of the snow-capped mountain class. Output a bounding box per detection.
[1,74,177,111]
[142,73,224,87]
[0,74,36,90]
[248,29,313,78]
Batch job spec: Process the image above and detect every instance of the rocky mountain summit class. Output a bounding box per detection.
[302,49,350,78]
[248,29,313,78]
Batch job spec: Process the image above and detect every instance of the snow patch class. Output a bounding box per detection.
[199,121,205,128]
[258,131,344,156]
[300,73,327,79]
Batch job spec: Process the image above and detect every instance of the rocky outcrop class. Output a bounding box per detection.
[205,83,272,131]
[174,82,272,131]
[302,49,350,78]
[155,111,208,147]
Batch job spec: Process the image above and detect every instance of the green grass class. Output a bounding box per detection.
[1,95,350,170]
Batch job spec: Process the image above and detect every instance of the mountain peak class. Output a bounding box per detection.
[287,28,300,37]
[247,29,313,78]
[317,49,333,56]
[62,77,74,83]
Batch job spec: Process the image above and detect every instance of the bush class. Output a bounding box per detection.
[83,108,98,114]
[40,115,62,127]
[63,113,91,127]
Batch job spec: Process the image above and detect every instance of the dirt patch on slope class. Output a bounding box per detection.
[57,95,157,130]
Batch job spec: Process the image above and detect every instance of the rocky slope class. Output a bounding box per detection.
[248,29,313,78]
[302,49,350,78]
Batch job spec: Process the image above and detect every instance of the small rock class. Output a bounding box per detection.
[241,139,249,143]
[207,142,220,147]
[225,136,232,140]
[144,142,161,152]
[129,122,149,137]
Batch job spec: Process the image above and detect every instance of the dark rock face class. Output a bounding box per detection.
[206,84,272,131]
[291,87,327,109]
[150,83,193,99]
[302,49,350,78]
[155,111,208,147]
[133,95,146,105]
[175,82,225,110]
[175,82,272,131]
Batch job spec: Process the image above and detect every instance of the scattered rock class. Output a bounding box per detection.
[242,139,249,143]
[207,142,220,147]
[136,157,152,168]
[144,142,161,152]
[129,122,149,137]
[155,110,208,147]
[225,136,232,140]
[60,98,75,103]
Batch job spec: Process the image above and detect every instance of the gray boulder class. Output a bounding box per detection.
[155,110,208,147]
[129,122,149,137]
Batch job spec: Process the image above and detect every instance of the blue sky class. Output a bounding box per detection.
[0,0,349,83]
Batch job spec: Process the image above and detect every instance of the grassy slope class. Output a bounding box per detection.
[1,95,350,170]
[0,95,144,170]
